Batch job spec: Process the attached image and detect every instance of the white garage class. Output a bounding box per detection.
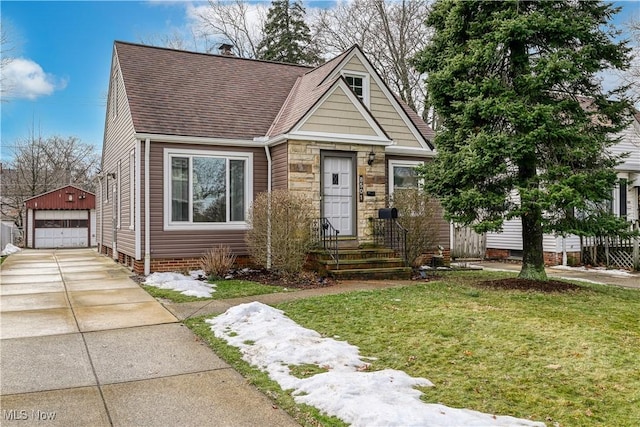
[33,210,90,248]
[24,185,96,249]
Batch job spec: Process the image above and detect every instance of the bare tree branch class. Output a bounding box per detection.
[0,130,99,227]
[192,0,267,58]
[312,0,432,117]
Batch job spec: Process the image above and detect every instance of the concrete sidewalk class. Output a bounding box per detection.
[468,260,640,289]
[0,249,298,427]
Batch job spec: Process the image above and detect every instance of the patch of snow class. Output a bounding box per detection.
[552,265,633,277]
[208,302,545,427]
[1,243,21,256]
[143,271,215,298]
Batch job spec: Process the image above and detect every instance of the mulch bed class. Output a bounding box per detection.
[231,269,336,289]
[473,278,582,293]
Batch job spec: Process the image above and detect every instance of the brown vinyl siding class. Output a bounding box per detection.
[147,142,268,259]
[101,53,138,257]
[386,155,450,249]
[270,142,288,190]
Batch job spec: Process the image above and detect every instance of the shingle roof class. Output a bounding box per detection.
[114,41,434,144]
[115,42,311,139]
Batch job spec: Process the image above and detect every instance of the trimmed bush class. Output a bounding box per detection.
[246,190,314,274]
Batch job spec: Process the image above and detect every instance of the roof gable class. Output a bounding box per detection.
[24,185,95,210]
[266,48,355,137]
[293,80,390,143]
[322,47,434,150]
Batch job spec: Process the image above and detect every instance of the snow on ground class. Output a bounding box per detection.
[1,243,21,256]
[551,265,634,277]
[143,271,215,298]
[208,302,545,427]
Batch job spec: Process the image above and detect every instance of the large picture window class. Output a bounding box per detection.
[165,149,252,230]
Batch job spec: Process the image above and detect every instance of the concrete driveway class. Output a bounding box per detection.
[0,248,298,427]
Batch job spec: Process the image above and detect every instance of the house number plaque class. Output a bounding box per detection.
[358,175,364,202]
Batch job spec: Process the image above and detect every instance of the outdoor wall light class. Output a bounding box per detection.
[367,150,376,166]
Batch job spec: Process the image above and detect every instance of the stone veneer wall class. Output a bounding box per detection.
[287,141,387,244]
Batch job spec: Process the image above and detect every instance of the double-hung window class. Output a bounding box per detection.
[165,149,252,230]
[343,72,369,106]
[345,75,364,100]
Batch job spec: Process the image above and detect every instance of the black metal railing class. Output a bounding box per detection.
[371,218,409,266]
[312,218,340,268]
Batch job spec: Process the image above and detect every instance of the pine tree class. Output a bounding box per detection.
[257,0,320,65]
[414,0,634,281]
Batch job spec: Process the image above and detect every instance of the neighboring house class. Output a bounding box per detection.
[485,111,640,265]
[23,185,96,249]
[98,41,449,274]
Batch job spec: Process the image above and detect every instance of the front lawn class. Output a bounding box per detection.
[143,279,287,302]
[188,271,640,427]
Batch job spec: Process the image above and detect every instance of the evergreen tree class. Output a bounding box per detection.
[257,0,320,65]
[414,0,633,280]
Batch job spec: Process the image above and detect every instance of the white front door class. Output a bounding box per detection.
[322,155,354,236]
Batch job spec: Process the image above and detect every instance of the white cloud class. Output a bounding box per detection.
[1,58,66,100]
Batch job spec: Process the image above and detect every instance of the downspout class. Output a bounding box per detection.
[98,175,104,252]
[264,144,272,269]
[144,138,151,275]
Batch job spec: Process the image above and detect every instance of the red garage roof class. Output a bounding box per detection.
[24,185,95,210]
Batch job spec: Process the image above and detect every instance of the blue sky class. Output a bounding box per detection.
[1,1,638,162]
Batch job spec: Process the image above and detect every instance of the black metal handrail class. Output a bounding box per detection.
[312,218,340,268]
[371,218,409,266]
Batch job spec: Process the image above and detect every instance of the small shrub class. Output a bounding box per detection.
[200,244,236,279]
[246,190,314,274]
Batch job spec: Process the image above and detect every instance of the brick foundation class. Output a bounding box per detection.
[485,248,581,266]
[485,248,509,260]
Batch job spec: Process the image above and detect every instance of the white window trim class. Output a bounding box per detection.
[388,159,424,196]
[163,148,253,231]
[129,149,135,230]
[342,71,370,107]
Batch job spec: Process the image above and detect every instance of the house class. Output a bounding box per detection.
[98,41,449,274]
[484,111,640,266]
[23,185,96,249]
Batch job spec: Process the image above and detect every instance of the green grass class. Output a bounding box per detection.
[142,279,288,303]
[275,271,640,426]
[185,315,346,427]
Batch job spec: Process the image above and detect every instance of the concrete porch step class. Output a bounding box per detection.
[319,257,406,271]
[328,266,413,280]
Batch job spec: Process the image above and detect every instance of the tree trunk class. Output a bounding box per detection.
[519,209,548,281]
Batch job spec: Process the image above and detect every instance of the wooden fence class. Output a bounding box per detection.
[581,222,640,271]
[452,225,486,259]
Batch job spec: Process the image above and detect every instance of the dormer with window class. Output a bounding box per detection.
[343,71,369,107]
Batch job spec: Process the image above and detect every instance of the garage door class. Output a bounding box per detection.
[34,210,89,248]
